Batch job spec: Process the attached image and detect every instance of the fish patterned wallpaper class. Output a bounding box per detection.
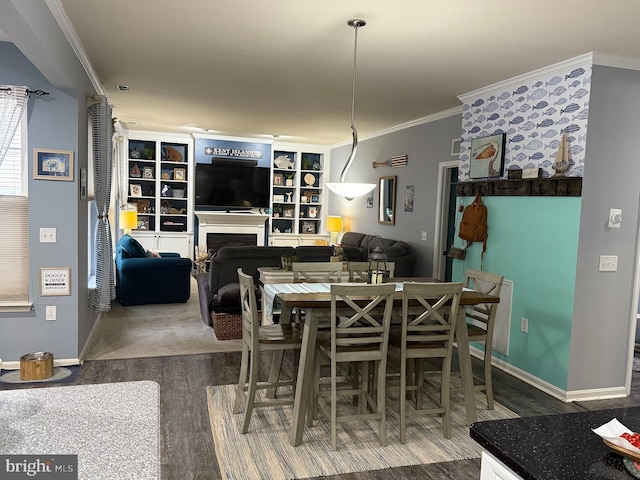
[458,58,592,181]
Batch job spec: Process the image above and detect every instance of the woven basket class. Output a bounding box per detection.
[211,312,243,340]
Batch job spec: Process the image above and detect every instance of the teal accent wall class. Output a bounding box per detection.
[453,196,581,390]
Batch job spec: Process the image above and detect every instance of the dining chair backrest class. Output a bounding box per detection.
[329,283,396,355]
[292,261,343,283]
[463,269,504,332]
[347,261,396,283]
[238,268,260,348]
[401,282,463,352]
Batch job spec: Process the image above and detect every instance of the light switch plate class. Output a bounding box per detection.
[39,227,56,243]
[599,255,618,272]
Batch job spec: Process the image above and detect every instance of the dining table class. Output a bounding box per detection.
[262,278,501,447]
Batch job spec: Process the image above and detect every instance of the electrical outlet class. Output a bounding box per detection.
[599,255,618,272]
[421,231,427,241]
[46,306,56,321]
[39,227,56,243]
[520,317,528,333]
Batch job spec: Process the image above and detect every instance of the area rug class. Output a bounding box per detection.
[0,365,81,388]
[82,277,242,360]
[207,383,518,480]
[0,381,160,479]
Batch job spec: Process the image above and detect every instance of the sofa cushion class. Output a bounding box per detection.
[340,232,367,249]
[119,234,146,258]
[212,282,241,313]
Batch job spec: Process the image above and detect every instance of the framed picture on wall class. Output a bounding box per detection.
[34,149,74,181]
[469,133,506,179]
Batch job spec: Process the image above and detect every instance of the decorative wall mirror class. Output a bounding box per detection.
[378,175,397,225]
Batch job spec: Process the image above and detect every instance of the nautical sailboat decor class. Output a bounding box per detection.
[552,133,570,176]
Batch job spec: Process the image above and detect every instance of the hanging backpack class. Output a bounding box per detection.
[458,194,488,254]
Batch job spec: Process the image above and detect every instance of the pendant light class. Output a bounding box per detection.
[326,19,376,201]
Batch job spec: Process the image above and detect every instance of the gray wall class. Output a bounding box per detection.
[568,65,640,391]
[0,1,98,363]
[329,114,461,277]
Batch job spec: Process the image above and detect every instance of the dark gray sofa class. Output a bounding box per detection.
[196,234,415,326]
[339,232,415,277]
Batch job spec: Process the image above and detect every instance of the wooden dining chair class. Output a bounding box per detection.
[232,268,303,433]
[312,283,396,450]
[347,261,396,283]
[389,281,463,442]
[292,261,344,283]
[461,269,504,409]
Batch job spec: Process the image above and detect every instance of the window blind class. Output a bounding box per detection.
[0,116,29,307]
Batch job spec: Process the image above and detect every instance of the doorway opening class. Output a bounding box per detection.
[433,161,459,281]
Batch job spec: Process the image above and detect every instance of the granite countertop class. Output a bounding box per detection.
[470,406,640,480]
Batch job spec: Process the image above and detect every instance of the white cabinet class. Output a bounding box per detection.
[480,452,524,480]
[269,234,330,246]
[270,143,329,243]
[131,232,193,258]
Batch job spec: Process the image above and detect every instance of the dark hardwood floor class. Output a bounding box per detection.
[4,352,640,479]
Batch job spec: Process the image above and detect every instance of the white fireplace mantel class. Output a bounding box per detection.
[195,211,269,247]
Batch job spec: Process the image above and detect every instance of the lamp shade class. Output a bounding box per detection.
[326,216,343,232]
[119,209,138,232]
[326,182,375,201]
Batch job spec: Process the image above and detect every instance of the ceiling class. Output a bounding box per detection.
[55,0,640,145]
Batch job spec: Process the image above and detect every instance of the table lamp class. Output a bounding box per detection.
[119,206,138,235]
[327,216,343,245]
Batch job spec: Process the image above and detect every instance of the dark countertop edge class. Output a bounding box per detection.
[470,426,537,480]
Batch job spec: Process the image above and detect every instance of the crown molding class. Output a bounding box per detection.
[331,105,463,148]
[45,0,105,96]
[459,52,594,103]
[592,52,640,71]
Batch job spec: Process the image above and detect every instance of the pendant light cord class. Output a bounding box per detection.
[339,19,365,183]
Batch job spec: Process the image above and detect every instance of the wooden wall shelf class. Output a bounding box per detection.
[455,177,582,197]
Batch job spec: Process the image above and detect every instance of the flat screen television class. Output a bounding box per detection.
[195,162,270,210]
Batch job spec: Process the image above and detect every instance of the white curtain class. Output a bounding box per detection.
[0,86,28,166]
[90,98,115,311]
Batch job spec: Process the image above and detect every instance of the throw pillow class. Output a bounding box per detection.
[145,249,161,258]
[212,283,241,312]
[119,234,146,258]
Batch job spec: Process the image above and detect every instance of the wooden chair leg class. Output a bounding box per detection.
[330,357,338,451]
[377,359,387,447]
[241,350,259,434]
[441,353,453,438]
[484,343,494,409]
[232,344,249,414]
[399,354,407,444]
[266,350,284,399]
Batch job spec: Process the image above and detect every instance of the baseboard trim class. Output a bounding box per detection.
[1,357,81,371]
[471,346,629,403]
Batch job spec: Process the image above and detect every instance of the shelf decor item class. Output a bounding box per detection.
[130,184,142,197]
[302,221,315,234]
[143,167,154,179]
[174,168,186,181]
[308,206,318,218]
[273,173,283,186]
[34,148,74,181]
